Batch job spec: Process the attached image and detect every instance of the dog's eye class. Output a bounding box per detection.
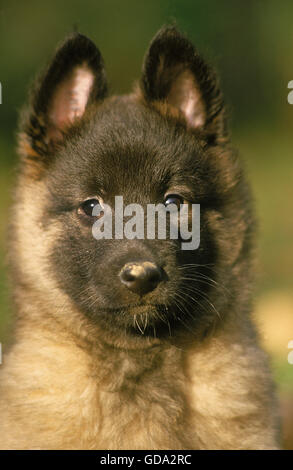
[78,198,103,218]
[164,194,184,209]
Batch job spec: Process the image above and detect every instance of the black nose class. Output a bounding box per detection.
[119,262,162,296]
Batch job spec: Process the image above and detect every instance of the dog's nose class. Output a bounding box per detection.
[119,261,162,296]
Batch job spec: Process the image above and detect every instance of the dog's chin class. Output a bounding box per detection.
[85,301,209,345]
[89,303,177,340]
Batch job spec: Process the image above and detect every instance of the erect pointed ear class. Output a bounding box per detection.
[19,33,107,162]
[140,26,227,143]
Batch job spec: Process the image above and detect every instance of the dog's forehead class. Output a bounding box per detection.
[47,97,209,208]
[56,99,202,195]
[87,97,200,160]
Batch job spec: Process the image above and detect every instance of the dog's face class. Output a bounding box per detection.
[14,28,253,344]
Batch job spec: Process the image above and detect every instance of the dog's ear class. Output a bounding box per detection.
[140,26,227,143]
[19,33,107,163]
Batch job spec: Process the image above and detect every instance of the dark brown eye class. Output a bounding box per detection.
[78,198,103,218]
[164,194,184,209]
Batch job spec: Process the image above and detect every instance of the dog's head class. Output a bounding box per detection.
[13,27,254,346]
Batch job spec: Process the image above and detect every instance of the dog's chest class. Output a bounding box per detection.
[82,345,197,449]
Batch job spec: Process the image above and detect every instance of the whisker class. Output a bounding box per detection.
[134,314,144,335]
[179,285,222,320]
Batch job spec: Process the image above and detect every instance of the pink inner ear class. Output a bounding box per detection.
[49,65,94,132]
[168,69,206,128]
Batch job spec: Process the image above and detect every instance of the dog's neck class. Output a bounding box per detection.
[9,294,197,449]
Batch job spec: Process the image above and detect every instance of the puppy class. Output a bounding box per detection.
[0,26,280,449]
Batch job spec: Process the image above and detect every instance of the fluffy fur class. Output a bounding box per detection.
[0,27,280,449]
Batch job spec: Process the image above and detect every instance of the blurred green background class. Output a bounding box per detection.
[0,0,292,448]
